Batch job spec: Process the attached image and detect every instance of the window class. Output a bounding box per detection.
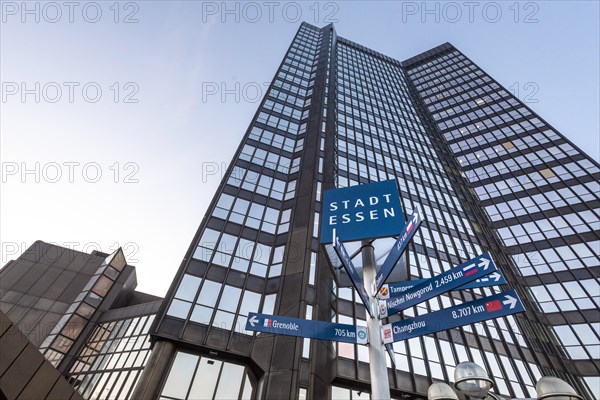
[160,352,254,400]
[67,315,154,400]
[554,324,600,360]
[530,279,600,312]
[332,386,369,399]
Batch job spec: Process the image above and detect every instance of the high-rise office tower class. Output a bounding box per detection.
[132,22,599,400]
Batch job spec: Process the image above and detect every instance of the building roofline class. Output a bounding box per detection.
[401,42,455,67]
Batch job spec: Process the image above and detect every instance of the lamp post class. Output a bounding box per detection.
[536,377,584,400]
[428,383,459,400]
[454,362,495,400]
[427,361,584,400]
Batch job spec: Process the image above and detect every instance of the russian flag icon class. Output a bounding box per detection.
[463,264,478,276]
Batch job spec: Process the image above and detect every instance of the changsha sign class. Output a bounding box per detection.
[320,179,404,243]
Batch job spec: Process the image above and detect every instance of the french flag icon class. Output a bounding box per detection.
[263,319,272,328]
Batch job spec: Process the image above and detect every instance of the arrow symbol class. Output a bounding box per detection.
[249,315,259,327]
[478,257,490,270]
[503,295,517,309]
[412,210,419,223]
[489,272,501,282]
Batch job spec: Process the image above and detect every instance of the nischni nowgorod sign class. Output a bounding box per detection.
[320,179,404,243]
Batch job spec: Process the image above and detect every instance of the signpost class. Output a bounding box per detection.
[322,180,409,400]
[378,253,499,318]
[381,289,525,344]
[374,206,424,293]
[243,181,525,400]
[361,239,391,399]
[246,312,368,344]
[332,232,374,317]
[378,271,507,300]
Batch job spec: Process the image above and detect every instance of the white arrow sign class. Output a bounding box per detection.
[502,295,518,309]
[478,257,490,270]
[487,272,502,282]
[249,315,259,327]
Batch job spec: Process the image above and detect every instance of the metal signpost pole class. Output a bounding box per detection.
[361,239,391,400]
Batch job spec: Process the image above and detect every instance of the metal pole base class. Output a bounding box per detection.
[362,240,391,400]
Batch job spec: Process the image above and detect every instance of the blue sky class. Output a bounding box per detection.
[1,1,598,296]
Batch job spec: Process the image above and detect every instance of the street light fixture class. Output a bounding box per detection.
[536,377,584,400]
[454,362,494,399]
[428,383,459,400]
[430,361,584,400]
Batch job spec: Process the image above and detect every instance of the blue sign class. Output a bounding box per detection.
[333,234,374,318]
[246,312,368,344]
[378,271,507,299]
[381,289,525,344]
[378,253,497,318]
[321,180,404,244]
[374,206,424,292]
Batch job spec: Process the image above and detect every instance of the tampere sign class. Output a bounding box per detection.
[246,312,368,344]
[321,180,404,244]
[381,289,525,344]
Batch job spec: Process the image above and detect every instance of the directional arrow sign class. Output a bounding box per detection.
[378,252,498,318]
[332,232,374,318]
[374,206,424,293]
[381,289,525,344]
[246,312,368,344]
[378,270,507,299]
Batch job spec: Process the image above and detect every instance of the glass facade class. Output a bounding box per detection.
[160,24,321,337]
[40,249,128,370]
[147,23,599,400]
[329,38,544,399]
[403,45,599,398]
[67,313,155,400]
[159,351,255,400]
